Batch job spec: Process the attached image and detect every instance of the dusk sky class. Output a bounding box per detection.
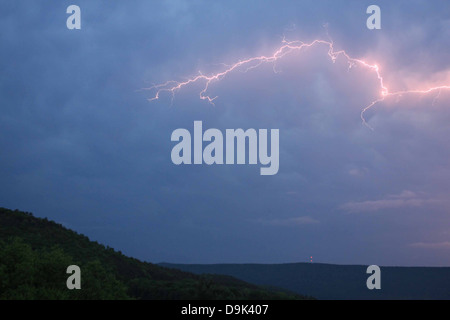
[1,1,450,266]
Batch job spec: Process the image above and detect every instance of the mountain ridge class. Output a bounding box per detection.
[161,262,450,300]
[0,207,308,300]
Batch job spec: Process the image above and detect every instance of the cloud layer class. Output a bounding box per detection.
[0,1,449,266]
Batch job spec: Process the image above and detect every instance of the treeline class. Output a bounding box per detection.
[0,207,306,300]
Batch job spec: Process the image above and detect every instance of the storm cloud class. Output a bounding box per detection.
[1,0,449,266]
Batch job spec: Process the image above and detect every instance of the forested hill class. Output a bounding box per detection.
[0,207,308,300]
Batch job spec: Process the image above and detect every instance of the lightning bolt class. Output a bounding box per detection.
[146,37,450,130]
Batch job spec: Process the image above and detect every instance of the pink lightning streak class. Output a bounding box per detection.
[146,37,450,130]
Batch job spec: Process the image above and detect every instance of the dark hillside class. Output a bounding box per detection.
[161,262,450,300]
[0,207,307,300]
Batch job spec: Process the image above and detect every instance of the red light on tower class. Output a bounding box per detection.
[310,256,313,263]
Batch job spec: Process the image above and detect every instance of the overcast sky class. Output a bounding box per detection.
[1,1,450,266]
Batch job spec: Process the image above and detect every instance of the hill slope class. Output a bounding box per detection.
[161,263,450,300]
[0,207,307,300]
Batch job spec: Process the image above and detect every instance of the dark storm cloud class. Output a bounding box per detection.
[1,1,449,265]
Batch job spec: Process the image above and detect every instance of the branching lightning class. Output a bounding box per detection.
[146,37,450,130]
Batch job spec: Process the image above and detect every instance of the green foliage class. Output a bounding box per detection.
[0,207,306,300]
[0,238,129,300]
[75,260,130,300]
